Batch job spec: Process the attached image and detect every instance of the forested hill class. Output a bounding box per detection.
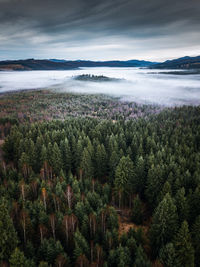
[1,56,200,71]
[0,59,155,71]
[150,56,200,69]
[0,104,200,266]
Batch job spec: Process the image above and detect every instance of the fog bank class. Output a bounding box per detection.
[0,67,200,106]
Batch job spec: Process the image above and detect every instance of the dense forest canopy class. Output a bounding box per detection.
[0,90,200,266]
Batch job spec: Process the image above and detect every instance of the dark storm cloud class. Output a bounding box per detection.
[0,0,200,60]
[1,0,200,32]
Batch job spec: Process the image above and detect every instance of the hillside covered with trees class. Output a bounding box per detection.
[0,91,199,267]
[151,56,200,70]
[0,59,154,71]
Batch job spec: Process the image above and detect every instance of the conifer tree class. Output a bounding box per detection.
[95,144,107,180]
[80,147,94,178]
[74,231,89,260]
[134,245,151,267]
[9,248,28,267]
[117,245,131,267]
[134,156,145,195]
[159,243,177,267]
[174,221,195,267]
[114,156,134,208]
[60,138,71,174]
[145,165,164,208]
[131,195,143,225]
[191,215,200,264]
[149,193,178,256]
[158,181,172,203]
[109,150,119,181]
[52,142,62,175]
[175,187,189,223]
[0,200,19,261]
[40,144,47,166]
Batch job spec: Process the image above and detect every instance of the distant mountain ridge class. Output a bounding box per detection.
[0,58,155,71]
[151,56,200,69]
[0,56,200,70]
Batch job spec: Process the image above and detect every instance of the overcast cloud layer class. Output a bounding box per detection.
[0,0,200,60]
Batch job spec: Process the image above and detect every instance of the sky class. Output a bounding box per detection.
[0,0,200,61]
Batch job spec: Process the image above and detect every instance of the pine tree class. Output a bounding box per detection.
[28,139,36,170]
[80,147,94,178]
[40,144,47,166]
[149,193,178,257]
[109,150,119,181]
[158,181,172,203]
[74,137,83,172]
[174,221,195,267]
[19,152,31,178]
[114,156,134,208]
[9,248,28,267]
[145,164,164,208]
[134,245,151,267]
[95,144,107,180]
[134,156,146,195]
[0,200,19,261]
[39,238,64,265]
[60,138,72,174]
[117,245,131,267]
[52,142,63,175]
[159,243,177,267]
[175,187,189,223]
[131,195,143,225]
[126,237,137,259]
[188,186,200,223]
[74,231,89,260]
[191,215,200,264]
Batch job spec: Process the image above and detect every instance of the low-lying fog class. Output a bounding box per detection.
[0,67,200,106]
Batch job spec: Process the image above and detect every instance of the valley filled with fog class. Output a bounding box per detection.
[0,67,200,106]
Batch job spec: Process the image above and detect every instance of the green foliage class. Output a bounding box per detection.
[175,187,189,224]
[95,144,107,179]
[174,221,195,267]
[81,146,94,178]
[191,215,200,264]
[134,245,151,267]
[0,103,200,266]
[114,156,134,208]
[159,243,177,267]
[131,195,143,225]
[108,245,131,267]
[0,200,19,261]
[9,248,28,267]
[39,261,49,267]
[149,193,178,256]
[134,156,146,195]
[38,238,65,265]
[74,231,89,260]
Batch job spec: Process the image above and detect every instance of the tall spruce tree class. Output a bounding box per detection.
[80,147,94,178]
[174,221,195,267]
[0,200,19,261]
[175,187,189,224]
[9,248,28,267]
[114,156,134,208]
[131,195,143,225]
[149,193,178,257]
[191,215,200,265]
[159,243,177,267]
[134,245,151,267]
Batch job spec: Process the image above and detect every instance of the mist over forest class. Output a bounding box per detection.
[1,67,200,106]
[1,0,200,265]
